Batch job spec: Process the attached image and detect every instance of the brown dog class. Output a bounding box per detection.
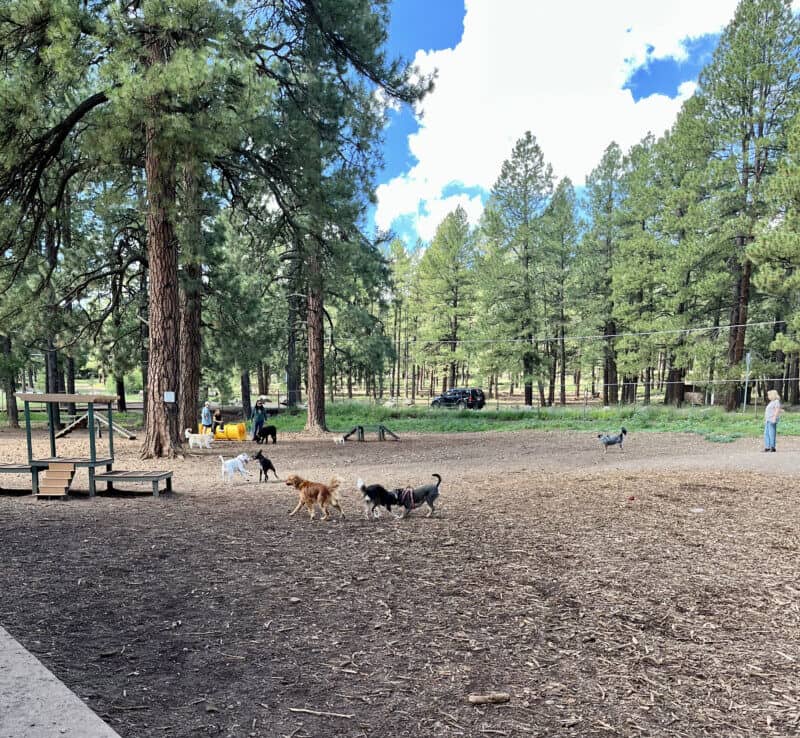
[285,474,345,521]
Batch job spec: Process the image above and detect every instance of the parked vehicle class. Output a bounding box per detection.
[430,387,486,410]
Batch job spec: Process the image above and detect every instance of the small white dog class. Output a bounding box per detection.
[220,453,252,482]
[334,435,346,445]
[185,428,213,450]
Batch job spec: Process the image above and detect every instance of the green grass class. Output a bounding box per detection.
[273,401,790,442]
[6,402,788,443]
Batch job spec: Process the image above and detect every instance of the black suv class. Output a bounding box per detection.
[430,387,486,410]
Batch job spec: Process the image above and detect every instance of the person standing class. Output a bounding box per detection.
[251,399,269,441]
[763,389,782,452]
[201,401,213,435]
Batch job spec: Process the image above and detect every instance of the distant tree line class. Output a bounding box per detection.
[381,0,800,411]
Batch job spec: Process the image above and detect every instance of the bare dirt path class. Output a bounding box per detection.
[1,428,799,737]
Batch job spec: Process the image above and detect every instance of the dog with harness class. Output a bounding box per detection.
[395,473,442,518]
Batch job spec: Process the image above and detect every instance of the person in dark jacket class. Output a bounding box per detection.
[212,408,225,436]
[251,400,269,441]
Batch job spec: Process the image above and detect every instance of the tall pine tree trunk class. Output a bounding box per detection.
[115,376,127,412]
[603,321,618,405]
[725,256,752,410]
[141,62,182,457]
[1,335,19,428]
[257,362,267,396]
[45,338,62,429]
[523,345,534,406]
[305,247,326,432]
[390,304,397,397]
[45,218,62,428]
[179,261,202,433]
[139,267,150,421]
[241,371,252,420]
[664,363,685,407]
[789,355,800,406]
[286,276,303,407]
[559,324,567,406]
[65,355,76,418]
[178,160,203,435]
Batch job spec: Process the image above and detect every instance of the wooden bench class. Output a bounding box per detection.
[341,424,399,442]
[0,463,33,495]
[93,470,173,497]
[0,463,32,474]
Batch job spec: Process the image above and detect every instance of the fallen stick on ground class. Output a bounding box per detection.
[468,692,511,705]
[288,707,354,719]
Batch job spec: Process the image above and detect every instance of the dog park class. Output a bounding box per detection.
[4,0,800,735]
[1,425,798,737]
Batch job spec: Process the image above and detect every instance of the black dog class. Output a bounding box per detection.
[255,425,277,444]
[395,473,442,518]
[598,427,627,453]
[253,450,279,481]
[356,478,398,519]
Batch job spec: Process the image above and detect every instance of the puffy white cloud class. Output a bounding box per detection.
[377,0,800,242]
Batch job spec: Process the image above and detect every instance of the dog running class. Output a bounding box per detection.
[285,474,344,521]
[395,473,442,518]
[185,428,213,450]
[598,427,627,453]
[220,453,252,482]
[356,478,398,519]
[253,450,279,482]
[255,425,277,444]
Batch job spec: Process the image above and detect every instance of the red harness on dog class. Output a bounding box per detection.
[400,487,415,509]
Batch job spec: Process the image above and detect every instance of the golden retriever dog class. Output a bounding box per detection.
[285,474,345,521]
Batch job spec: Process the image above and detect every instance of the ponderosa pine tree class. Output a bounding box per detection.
[0,1,262,456]
[483,132,554,406]
[750,113,800,402]
[417,207,476,390]
[575,143,624,405]
[612,135,662,404]
[697,0,800,409]
[542,178,579,405]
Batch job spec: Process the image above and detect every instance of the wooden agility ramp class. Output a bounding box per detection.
[56,413,137,440]
[342,424,399,442]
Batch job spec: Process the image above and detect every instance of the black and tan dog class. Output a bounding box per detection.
[253,450,278,482]
[395,473,442,518]
[356,478,398,519]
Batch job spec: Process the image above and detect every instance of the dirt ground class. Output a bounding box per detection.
[1,427,799,738]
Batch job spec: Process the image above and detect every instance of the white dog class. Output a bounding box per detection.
[185,428,213,450]
[334,435,346,445]
[220,453,252,482]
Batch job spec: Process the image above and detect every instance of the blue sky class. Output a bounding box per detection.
[372,1,783,246]
[381,0,466,184]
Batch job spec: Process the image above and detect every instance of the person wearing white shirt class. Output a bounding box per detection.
[763,389,782,452]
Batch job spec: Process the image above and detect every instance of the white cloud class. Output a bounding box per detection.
[417,193,485,242]
[377,0,799,242]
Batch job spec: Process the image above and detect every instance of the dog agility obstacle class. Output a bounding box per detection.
[341,424,399,442]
